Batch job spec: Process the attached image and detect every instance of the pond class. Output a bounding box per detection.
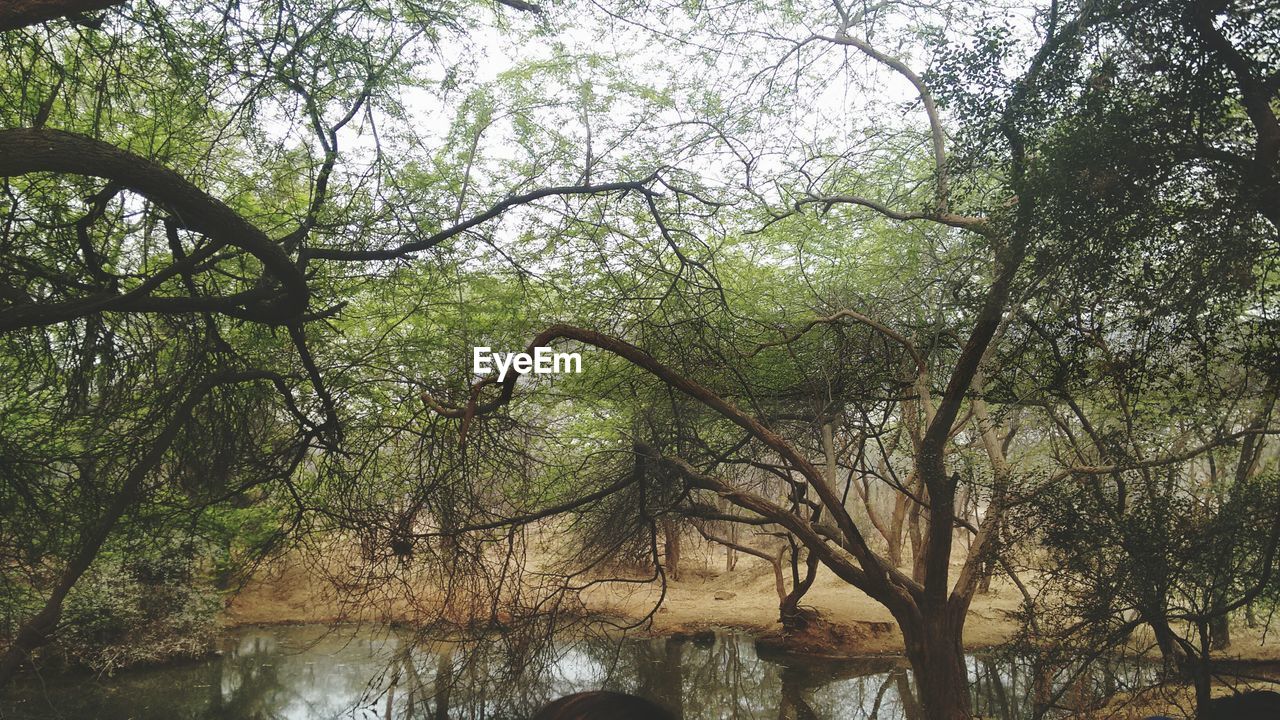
[0,625,1154,720]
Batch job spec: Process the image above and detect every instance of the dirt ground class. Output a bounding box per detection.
[574,560,1021,654]
[226,538,1016,654]
[225,542,1280,662]
[223,541,1280,719]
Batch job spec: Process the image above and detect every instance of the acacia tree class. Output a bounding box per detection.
[3,2,1276,719]
[425,1,1278,717]
[988,1,1280,713]
[0,0,696,681]
[427,9,1031,720]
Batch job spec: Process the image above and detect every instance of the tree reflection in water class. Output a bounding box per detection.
[1,625,1159,720]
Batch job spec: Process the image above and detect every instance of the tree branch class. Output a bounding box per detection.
[423,323,919,600]
[303,178,658,262]
[0,128,309,323]
[0,0,123,31]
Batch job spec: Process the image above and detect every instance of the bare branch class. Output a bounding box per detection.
[798,193,988,233]
[303,177,659,262]
[816,30,951,214]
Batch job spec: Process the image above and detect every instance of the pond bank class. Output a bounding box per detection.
[224,555,1027,656]
[0,623,1150,719]
[224,554,1280,664]
[6,622,1280,719]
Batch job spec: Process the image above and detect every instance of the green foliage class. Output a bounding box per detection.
[0,3,1277,714]
[49,541,222,675]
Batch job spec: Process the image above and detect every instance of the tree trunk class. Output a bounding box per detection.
[976,533,997,595]
[1194,621,1214,720]
[661,638,685,718]
[900,610,971,720]
[779,667,819,720]
[770,551,787,607]
[909,498,927,584]
[887,529,904,568]
[385,674,397,720]
[1209,613,1231,650]
[1149,615,1189,676]
[893,668,924,720]
[637,637,684,718]
[0,372,270,685]
[662,517,681,581]
[887,489,909,568]
[726,519,738,572]
[780,552,818,632]
[976,561,994,594]
[1031,659,1053,718]
[978,659,1010,720]
[433,649,453,720]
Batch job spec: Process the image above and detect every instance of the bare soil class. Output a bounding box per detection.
[225,535,1280,661]
[224,543,1280,715]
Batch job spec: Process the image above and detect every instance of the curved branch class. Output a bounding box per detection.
[751,308,927,376]
[662,453,929,610]
[0,0,123,31]
[0,128,309,323]
[817,31,951,214]
[1051,428,1279,480]
[413,470,640,538]
[424,323,917,598]
[797,193,988,233]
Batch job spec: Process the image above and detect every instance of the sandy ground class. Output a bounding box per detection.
[574,560,1024,654]
[224,541,1280,719]
[227,541,1280,664]
[217,537,1280,720]
[227,544,1039,655]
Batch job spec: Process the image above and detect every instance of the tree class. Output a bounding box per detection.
[0,0,686,681]
[981,1,1280,713]
[3,2,1276,719]
[1007,303,1278,716]
[420,1,1278,717]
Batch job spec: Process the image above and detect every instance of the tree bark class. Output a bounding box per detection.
[1149,615,1189,675]
[662,517,681,581]
[887,475,912,568]
[780,552,819,631]
[1209,613,1231,650]
[0,128,308,329]
[899,608,971,720]
[0,0,124,30]
[726,520,738,571]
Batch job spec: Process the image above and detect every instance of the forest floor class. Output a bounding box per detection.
[226,544,1014,654]
[224,544,1280,662]
[224,545,1280,718]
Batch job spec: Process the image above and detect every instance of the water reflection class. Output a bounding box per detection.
[0,626,1153,720]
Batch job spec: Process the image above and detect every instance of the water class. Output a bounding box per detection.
[0,625,1154,720]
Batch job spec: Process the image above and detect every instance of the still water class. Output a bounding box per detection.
[0,625,1151,720]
